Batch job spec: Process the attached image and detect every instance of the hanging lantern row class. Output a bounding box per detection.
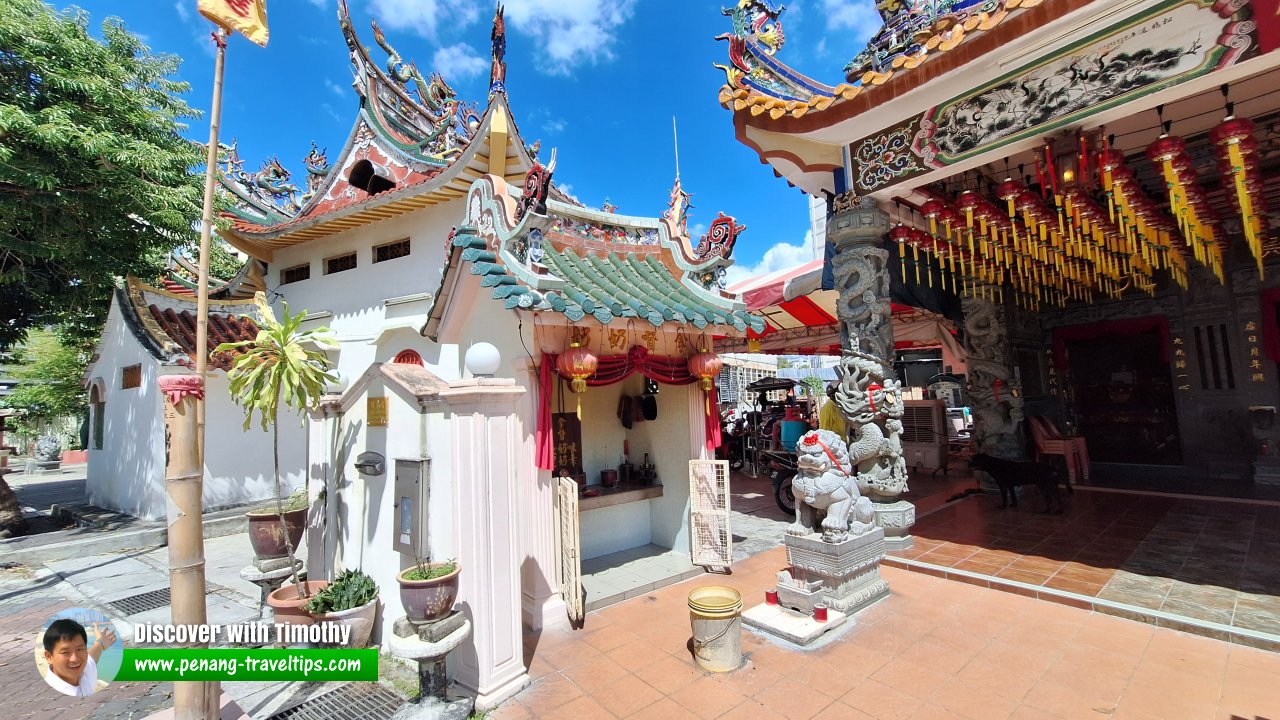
[1144,135,1224,282]
[1096,146,1192,291]
[555,340,722,418]
[1210,116,1269,277]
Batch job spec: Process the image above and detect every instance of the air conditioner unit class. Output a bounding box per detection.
[901,399,948,470]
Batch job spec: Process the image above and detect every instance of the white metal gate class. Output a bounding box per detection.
[556,476,584,623]
[689,459,732,570]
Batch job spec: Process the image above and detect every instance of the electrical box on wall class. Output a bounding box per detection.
[393,458,430,556]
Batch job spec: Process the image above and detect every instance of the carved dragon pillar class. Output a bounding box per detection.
[828,193,914,551]
[961,283,1026,466]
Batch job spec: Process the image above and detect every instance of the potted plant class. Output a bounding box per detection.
[304,568,380,647]
[246,489,308,561]
[217,298,337,603]
[266,573,330,627]
[397,556,460,622]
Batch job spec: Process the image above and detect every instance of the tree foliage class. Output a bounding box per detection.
[207,240,245,283]
[0,0,204,346]
[1,327,89,425]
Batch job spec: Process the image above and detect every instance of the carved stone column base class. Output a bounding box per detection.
[872,500,915,552]
[240,560,302,624]
[778,527,890,615]
[389,612,475,717]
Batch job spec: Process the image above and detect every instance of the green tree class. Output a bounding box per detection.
[0,0,203,346]
[207,240,245,282]
[1,328,89,430]
[217,299,337,594]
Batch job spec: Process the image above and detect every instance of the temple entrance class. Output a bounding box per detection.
[1064,326,1182,465]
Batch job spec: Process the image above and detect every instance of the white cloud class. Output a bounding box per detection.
[528,107,567,135]
[321,102,342,123]
[723,231,817,287]
[821,0,881,37]
[432,43,488,81]
[503,0,637,75]
[555,182,582,204]
[175,2,190,22]
[304,0,326,7]
[367,0,484,41]
[325,78,347,98]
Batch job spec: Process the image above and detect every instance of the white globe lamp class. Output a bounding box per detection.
[324,369,349,395]
[465,342,502,377]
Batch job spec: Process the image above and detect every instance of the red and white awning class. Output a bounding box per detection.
[722,259,965,367]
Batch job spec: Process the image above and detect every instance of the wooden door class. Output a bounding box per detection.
[689,459,733,570]
[556,476,583,624]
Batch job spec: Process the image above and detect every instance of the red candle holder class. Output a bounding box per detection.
[764,589,779,605]
[813,604,828,622]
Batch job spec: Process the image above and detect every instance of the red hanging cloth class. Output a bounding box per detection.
[534,352,556,470]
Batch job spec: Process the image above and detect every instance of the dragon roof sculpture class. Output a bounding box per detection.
[716,0,1046,121]
[216,0,525,255]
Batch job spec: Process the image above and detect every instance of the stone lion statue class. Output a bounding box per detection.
[787,429,876,543]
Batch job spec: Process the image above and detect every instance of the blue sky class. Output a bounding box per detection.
[57,0,881,282]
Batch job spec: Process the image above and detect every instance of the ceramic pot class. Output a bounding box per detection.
[311,598,379,648]
[247,507,306,560]
[397,564,461,622]
[267,580,330,626]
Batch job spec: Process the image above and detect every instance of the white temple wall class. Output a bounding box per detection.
[270,202,462,387]
[645,383,699,552]
[202,371,307,511]
[86,299,167,520]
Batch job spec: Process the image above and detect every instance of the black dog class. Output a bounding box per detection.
[969,454,1066,513]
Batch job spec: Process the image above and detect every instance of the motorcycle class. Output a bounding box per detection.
[763,449,798,514]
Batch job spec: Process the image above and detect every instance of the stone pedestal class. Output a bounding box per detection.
[240,558,303,623]
[872,500,916,552]
[779,527,889,614]
[389,612,474,719]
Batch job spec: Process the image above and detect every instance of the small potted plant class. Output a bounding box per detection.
[397,555,460,622]
[304,568,379,647]
[267,572,330,627]
[247,489,308,561]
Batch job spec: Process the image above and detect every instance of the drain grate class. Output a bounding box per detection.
[268,684,405,720]
[109,588,172,616]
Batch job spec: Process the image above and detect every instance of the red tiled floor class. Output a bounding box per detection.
[498,544,1280,719]
[890,484,1280,641]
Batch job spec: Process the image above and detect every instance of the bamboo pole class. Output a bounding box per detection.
[170,25,227,720]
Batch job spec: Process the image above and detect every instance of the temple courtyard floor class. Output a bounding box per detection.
[497,473,1280,719]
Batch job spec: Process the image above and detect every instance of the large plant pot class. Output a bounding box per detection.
[247,507,306,561]
[397,564,460,622]
[267,580,330,627]
[311,598,379,648]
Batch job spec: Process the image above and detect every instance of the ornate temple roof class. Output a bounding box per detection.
[715,0,1047,123]
[217,2,539,260]
[159,251,267,301]
[116,277,260,371]
[422,164,765,339]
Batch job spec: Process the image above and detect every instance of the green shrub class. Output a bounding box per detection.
[304,569,379,614]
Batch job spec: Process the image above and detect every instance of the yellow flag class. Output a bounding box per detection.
[198,0,269,47]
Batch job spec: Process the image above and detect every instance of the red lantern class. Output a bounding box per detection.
[688,350,722,393]
[688,349,723,416]
[557,341,597,417]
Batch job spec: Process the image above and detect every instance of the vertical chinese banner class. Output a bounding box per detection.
[1171,334,1191,393]
[1243,320,1267,383]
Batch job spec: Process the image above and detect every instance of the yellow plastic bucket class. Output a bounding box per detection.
[688,586,743,672]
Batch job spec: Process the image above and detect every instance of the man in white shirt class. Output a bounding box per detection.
[41,618,117,697]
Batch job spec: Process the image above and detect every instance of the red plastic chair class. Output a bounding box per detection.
[1028,416,1090,485]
